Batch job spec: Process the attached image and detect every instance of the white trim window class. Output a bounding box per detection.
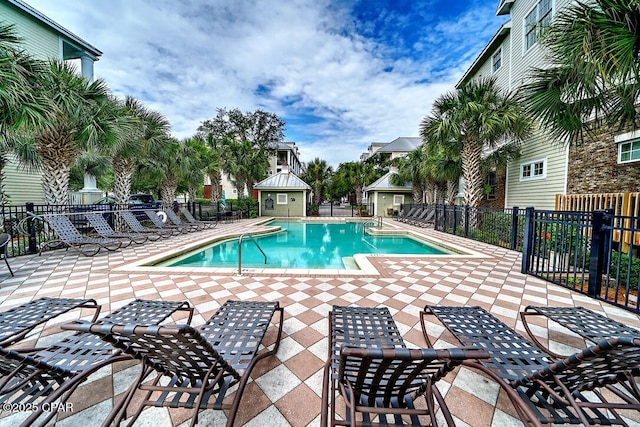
[520,158,547,181]
[277,193,288,204]
[525,0,553,51]
[618,139,640,164]
[393,195,404,205]
[492,49,502,73]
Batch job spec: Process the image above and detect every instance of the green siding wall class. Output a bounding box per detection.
[0,3,60,60]
[260,191,306,216]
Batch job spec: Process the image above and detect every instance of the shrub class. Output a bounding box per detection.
[609,252,640,291]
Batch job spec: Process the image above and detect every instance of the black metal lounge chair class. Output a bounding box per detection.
[40,214,122,256]
[0,233,14,276]
[408,207,434,226]
[0,299,192,427]
[117,210,169,240]
[412,207,436,227]
[180,206,217,229]
[398,206,424,223]
[520,305,640,359]
[69,299,283,427]
[421,305,640,426]
[321,305,488,427]
[0,297,100,347]
[165,208,204,231]
[84,212,148,247]
[142,209,188,235]
[394,206,419,222]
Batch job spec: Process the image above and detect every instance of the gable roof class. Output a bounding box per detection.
[254,171,311,191]
[363,170,412,192]
[376,137,421,153]
[7,0,102,60]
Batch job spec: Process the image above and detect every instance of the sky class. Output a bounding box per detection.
[24,0,507,168]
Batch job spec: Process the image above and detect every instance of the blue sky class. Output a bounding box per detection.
[24,0,507,167]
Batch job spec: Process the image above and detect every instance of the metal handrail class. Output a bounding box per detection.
[238,233,267,275]
[361,216,382,235]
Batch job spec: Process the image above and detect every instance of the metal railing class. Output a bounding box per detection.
[361,216,382,235]
[238,233,267,275]
[522,208,639,314]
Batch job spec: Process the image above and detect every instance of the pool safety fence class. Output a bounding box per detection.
[401,203,639,315]
[0,201,214,257]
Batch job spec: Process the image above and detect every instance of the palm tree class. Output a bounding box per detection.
[182,136,208,204]
[110,96,171,205]
[31,61,120,206]
[520,0,640,143]
[335,161,375,206]
[420,77,531,218]
[0,24,49,205]
[202,134,222,208]
[141,137,185,208]
[301,158,333,206]
[390,149,428,204]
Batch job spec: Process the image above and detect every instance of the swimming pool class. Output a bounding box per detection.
[159,220,451,270]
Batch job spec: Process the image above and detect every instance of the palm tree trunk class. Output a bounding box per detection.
[446,180,457,204]
[112,158,134,204]
[112,157,134,231]
[36,126,78,207]
[412,183,423,204]
[161,175,178,210]
[208,173,220,207]
[0,151,8,206]
[462,139,483,227]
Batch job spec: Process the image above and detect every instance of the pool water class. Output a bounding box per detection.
[162,220,449,270]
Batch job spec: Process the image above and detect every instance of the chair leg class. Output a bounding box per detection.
[3,255,13,276]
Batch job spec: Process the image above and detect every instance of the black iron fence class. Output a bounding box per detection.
[0,201,219,257]
[400,204,525,251]
[308,202,375,217]
[522,208,639,314]
[404,203,638,314]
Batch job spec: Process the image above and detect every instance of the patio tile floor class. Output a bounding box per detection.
[0,217,638,426]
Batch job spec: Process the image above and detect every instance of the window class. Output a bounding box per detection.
[485,171,496,200]
[393,195,404,205]
[618,140,640,164]
[525,0,553,50]
[492,49,502,72]
[520,158,546,181]
[277,194,288,204]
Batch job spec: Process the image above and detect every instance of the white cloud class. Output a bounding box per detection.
[23,0,504,167]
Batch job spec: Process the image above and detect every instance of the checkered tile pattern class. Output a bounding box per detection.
[0,218,638,427]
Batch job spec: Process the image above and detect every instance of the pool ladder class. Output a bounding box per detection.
[361,216,382,235]
[238,233,267,275]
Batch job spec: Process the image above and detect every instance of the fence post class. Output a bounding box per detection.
[26,202,37,254]
[511,207,519,250]
[464,205,469,238]
[521,207,535,274]
[588,210,611,297]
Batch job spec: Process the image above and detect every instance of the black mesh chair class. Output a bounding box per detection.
[67,299,283,427]
[165,208,203,231]
[421,305,640,426]
[117,210,170,240]
[0,299,192,427]
[41,214,122,256]
[0,297,100,347]
[84,212,148,247]
[143,209,188,235]
[520,305,640,358]
[0,233,13,276]
[322,305,488,427]
[180,206,217,229]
